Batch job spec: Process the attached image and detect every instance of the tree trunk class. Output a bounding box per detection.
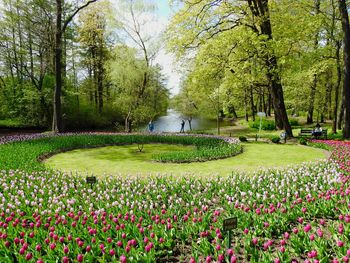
[53,0,63,133]
[307,74,317,124]
[250,85,255,121]
[333,41,342,133]
[267,92,272,116]
[97,44,104,113]
[188,117,192,130]
[52,0,98,132]
[62,32,67,83]
[327,79,333,120]
[262,90,267,114]
[338,0,350,138]
[272,91,284,130]
[88,65,93,103]
[251,0,292,136]
[244,88,249,121]
[231,105,238,119]
[125,110,132,133]
[307,0,321,124]
[325,61,333,120]
[338,98,345,130]
[258,87,263,112]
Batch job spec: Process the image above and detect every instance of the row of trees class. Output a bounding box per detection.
[167,0,350,138]
[0,0,169,132]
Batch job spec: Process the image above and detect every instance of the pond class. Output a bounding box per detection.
[143,109,226,133]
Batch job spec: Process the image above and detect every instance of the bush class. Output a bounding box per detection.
[239,136,248,142]
[328,132,343,140]
[299,137,307,145]
[249,119,275,130]
[289,118,299,126]
[271,136,280,143]
[63,103,123,130]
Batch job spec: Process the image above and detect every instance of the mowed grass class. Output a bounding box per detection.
[44,143,328,177]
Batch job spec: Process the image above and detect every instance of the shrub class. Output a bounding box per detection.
[299,137,307,145]
[328,132,343,140]
[271,136,280,143]
[289,118,299,126]
[239,136,248,142]
[249,119,275,130]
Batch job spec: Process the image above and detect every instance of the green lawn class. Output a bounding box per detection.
[45,143,328,177]
[199,120,344,140]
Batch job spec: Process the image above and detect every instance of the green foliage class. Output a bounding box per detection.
[46,142,327,175]
[327,132,344,140]
[109,46,169,129]
[63,103,123,130]
[166,0,345,137]
[299,137,308,145]
[308,141,333,151]
[271,136,281,144]
[153,143,241,163]
[289,118,299,127]
[187,130,215,135]
[0,134,241,171]
[249,119,276,131]
[0,119,26,128]
[239,136,248,142]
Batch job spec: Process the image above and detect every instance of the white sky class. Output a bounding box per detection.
[112,0,182,95]
[144,1,182,96]
[153,9,182,96]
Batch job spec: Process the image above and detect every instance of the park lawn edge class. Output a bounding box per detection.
[0,133,241,171]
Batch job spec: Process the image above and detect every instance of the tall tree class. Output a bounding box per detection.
[306,0,321,124]
[338,0,350,138]
[116,0,160,132]
[78,1,111,114]
[167,0,293,136]
[53,0,98,133]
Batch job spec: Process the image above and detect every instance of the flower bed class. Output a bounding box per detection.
[0,133,241,171]
[0,140,348,262]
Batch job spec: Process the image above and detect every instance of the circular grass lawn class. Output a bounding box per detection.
[44,142,329,177]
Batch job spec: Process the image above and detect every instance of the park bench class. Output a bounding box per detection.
[298,128,327,139]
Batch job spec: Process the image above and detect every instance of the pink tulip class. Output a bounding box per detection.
[304,224,311,232]
[337,240,344,247]
[25,253,32,260]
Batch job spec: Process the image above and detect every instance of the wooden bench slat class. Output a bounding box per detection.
[298,128,327,139]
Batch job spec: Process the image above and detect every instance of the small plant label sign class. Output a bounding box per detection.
[223,217,237,231]
[223,217,237,250]
[86,176,97,188]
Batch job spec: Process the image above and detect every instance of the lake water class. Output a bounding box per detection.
[144,109,221,133]
[0,110,226,135]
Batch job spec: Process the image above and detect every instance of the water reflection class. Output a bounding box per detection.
[145,109,220,133]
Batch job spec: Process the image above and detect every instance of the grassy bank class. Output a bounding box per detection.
[45,142,328,177]
[0,133,241,171]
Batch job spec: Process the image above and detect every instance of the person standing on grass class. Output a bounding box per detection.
[148,120,154,133]
[180,119,185,133]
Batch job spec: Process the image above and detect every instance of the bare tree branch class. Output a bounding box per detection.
[62,0,99,32]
